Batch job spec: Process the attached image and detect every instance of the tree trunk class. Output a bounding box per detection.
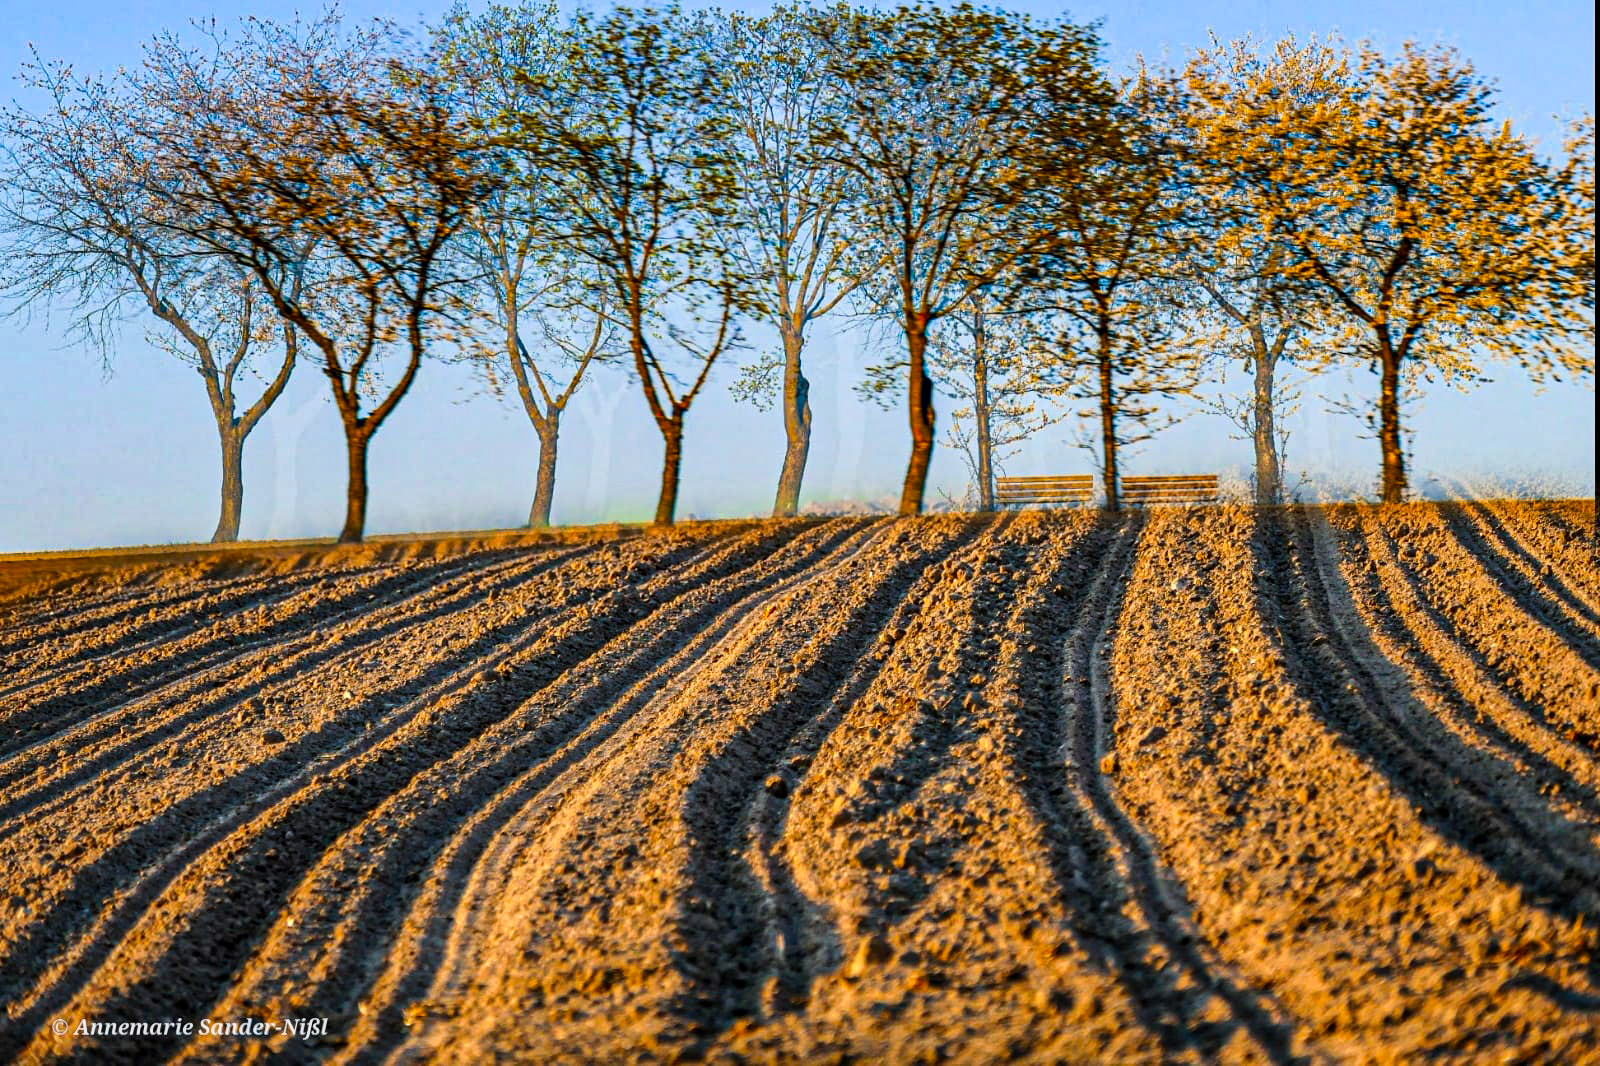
[899,313,935,516]
[212,426,245,543]
[1377,333,1406,504]
[773,321,812,518]
[973,308,993,512]
[1098,327,1119,512]
[1251,345,1282,506]
[530,416,559,528]
[339,425,372,544]
[655,417,684,526]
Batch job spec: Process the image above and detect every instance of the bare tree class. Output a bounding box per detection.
[814,3,1111,515]
[1186,250,1303,505]
[709,3,879,517]
[434,1,615,528]
[0,53,298,542]
[508,4,749,526]
[933,295,1069,510]
[138,13,501,541]
[1204,356,1307,502]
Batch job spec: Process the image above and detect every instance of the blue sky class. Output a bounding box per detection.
[1,0,1593,551]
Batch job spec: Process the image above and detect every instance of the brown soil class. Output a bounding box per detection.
[1,503,1596,1063]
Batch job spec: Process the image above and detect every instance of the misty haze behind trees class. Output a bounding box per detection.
[0,3,1592,542]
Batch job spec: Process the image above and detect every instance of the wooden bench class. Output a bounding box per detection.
[996,475,1095,508]
[1120,474,1219,505]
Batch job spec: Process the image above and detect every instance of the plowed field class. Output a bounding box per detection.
[1,501,1596,1064]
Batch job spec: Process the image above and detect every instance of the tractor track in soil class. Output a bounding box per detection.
[665,515,998,1050]
[1053,513,1305,1064]
[737,515,1027,1029]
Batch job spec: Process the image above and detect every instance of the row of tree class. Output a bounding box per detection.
[2,3,1592,542]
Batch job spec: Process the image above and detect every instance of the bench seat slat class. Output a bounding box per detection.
[1123,489,1218,496]
[998,495,1093,502]
[1122,478,1218,486]
[996,476,1094,485]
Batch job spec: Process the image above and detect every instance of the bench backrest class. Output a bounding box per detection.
[1121,474,1219,504]
[996,475,1095,506]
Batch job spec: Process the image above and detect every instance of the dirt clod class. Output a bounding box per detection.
[846,935,894,979]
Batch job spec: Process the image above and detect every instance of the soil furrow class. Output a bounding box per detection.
[1433,485,1600,611]
[1543,502,1598,543]
[1434,504,1600,668]
[740,519,1004,1026]
[0,547,538,763]
[0,547,524,765]
[1508,501,1597,561]
[826,521,1023,838]
[3,524,800,1062]
[2,555,424,684]
[708,514,1157,1063]
[1,554,480,701]
[1456,500,1600,630]
[1344,504,1600,753]
[895,511,1167,1062]
[7,503,1596,1062]
[1054,513,1303,1062]
[1106,505,1598,1060]
[1,558,331,650]
[60,519,849,1061]
[1487,501,1600,608]
[1273,508,1600,921]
